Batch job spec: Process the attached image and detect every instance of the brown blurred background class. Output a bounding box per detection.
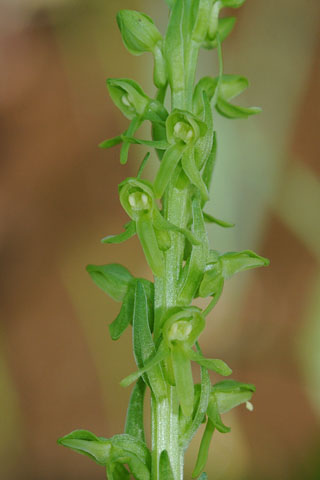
[1,0,320,479]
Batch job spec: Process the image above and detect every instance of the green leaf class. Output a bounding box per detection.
[159,450,175,480]
[132,282,166,399]
[203,212,235,228]
[101,220,136,244]
[125,378,146,443]
[216,97,262,119]
[207,393,231,433]
[172,344,194,418]
[178,194,208,304]
[154,143,185,198]
[188,349,232,376]
[192,420,215,478]
[220,249,270,279]
[86,264,133,302]
[111,434,151,469]
[109,285,134,340]
[57,430,111,466]
[117,10,162,56]
[107,463,130,480]
[99,135,123,149]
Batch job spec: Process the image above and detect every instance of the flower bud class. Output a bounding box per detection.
[117,10,162,56]
[107,78,150,120]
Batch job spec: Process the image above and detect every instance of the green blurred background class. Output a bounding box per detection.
[1,0,320,478]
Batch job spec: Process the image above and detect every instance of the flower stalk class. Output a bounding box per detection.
[58,1,268,479]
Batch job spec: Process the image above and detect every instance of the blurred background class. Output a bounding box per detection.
[1,0,320,479]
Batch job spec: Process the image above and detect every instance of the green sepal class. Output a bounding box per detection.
[188,349,232,376]
[192,420,215,478]
[205,17,236,49]
[193,77,216,116]
[203,212,235,228]
[172,344,194,417]
[194,92,214,170]
[180,345,211,449]
[181,148,209,202]
[117,10,162,56]
[136,217,165,277]
[164,0,184,98]
[216,98,262,119]
[221,0,246,7]
[154,143,185,198]
[199,264,224,298]
[132,282,167,399]
[207,393,230,433]
[120,116,143,165]
[190,0,214,45]
[220,250,270,279]
[212,379,255,414]
[57,430,111,465]
[219,74,249,101]
[178,194,208,304]
[202,132,217,195]
[121,340,169,387]
[153,208,200,246]
[101,220,136,245]
[107,78,149,120]
[122,136,169,150]
[125,378,146,443]
[86,263,133,302]
[159,450,175,480]
[99,135,123,149]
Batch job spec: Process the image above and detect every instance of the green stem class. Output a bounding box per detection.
[153,179,190,479]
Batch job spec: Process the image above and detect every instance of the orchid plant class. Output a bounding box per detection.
[58,1,268,479]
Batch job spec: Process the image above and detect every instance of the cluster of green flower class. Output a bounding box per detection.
[58,1,268,479]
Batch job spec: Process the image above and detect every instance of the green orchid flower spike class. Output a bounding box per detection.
[59,0,268,478]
